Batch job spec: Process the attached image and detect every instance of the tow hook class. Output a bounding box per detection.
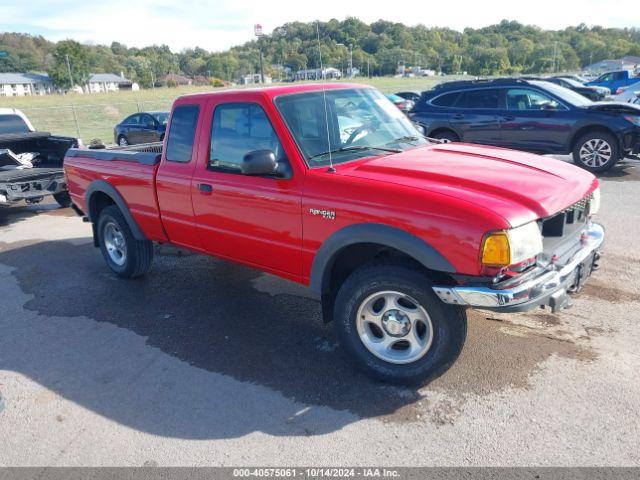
[592,252,601,271]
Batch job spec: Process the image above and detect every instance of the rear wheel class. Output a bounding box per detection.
[431,130,460,143]
[118,135,129,147]
[573,131,620,172]
[97,205,153,278]
[333,261,467,385]
[53,191,72,208]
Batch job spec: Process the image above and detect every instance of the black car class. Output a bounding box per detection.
[410,78,640,172]
[395,91,422,103]
[114,111,169,146]
[547,77,610,101]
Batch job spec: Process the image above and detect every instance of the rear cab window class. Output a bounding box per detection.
[165,105,200,163]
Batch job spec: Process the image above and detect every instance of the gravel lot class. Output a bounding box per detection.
[0,157,639,467]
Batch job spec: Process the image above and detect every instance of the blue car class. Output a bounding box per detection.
[409,78,640,172]
[114,111,169,146]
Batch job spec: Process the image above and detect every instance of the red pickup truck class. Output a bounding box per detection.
[64,83,604,384]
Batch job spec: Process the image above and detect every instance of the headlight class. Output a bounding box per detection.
[481,222,543,267]
[589,187,601,216]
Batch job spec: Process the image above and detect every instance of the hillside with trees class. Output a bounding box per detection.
[1,19,639,88]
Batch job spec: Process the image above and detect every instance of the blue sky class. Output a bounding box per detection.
[0,0,635,52]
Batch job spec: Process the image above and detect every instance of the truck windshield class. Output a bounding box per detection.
[0,114,31,135]
[275,88,428,168]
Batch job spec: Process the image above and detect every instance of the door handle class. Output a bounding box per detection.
[501,115,515,121]
[452,113,465,120]
[198,183,213,195]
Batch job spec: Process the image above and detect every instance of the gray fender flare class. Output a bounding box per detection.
[85,180,146,241]
[309,223,456,296]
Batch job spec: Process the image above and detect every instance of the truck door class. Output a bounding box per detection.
[190,100,303,279]
[155,104,204,250]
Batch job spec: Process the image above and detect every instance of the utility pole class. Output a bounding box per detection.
[255,24,265,83]
[259,41,265,83]
[349,43,353,78]
[65,54,74,90]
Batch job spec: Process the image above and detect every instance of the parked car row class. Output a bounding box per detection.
[403,75,640,172]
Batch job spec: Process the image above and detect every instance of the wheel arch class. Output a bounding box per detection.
[428,127,460,141]
[569,124,621,153]
[85,180,147,244]
[310,224,457,323]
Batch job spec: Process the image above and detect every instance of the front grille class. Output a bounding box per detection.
[540,193,592,238]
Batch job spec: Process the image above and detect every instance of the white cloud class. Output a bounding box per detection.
[1,0,635,52]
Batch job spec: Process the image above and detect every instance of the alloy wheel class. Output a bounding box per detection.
[103,222,127,266]
[579,138,612,168]
[356,290,434,364]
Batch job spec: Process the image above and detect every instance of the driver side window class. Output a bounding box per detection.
[209,103,286,173]
[506,88,563,111]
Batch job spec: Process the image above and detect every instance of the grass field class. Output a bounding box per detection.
[0,76,454,142]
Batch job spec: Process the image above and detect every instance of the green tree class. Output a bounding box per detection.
[48,40,89,89]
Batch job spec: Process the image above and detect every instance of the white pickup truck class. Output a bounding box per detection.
[0,108,80,207]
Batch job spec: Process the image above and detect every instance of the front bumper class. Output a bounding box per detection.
[433,222,604,313]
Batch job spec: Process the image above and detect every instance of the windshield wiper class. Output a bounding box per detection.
[385,135,446,146]
[308,145,400,161]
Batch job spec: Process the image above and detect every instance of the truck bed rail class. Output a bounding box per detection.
[65,143,162,166]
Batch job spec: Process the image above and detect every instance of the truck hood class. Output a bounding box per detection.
[340,143,598,227]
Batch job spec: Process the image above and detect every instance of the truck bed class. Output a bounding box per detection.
[63,142,167,242]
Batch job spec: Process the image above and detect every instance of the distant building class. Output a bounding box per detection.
[0,73,52,96]
[240,73,273,85]
[584,56,640,74]
[293,68,341,81]
[86,73,135,93]
[161,74,192,87]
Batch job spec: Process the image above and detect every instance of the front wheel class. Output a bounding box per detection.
[97,205,153,278]
[118,135,129,147]
[572,131,620,173]
[333,261,467,385]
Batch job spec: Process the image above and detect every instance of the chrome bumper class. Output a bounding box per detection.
[433,222,604,313]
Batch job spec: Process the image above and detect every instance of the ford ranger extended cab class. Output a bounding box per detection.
[64,84,604,384]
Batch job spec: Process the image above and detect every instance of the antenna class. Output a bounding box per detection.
[316,20,335,173]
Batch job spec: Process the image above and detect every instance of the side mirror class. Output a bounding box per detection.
[241,149,278,176]
[541,103,557,111]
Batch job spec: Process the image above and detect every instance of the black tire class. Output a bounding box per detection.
[97,205,153,278]
[431,130,460,143]
[53,191,72,208]
[572,131,620,173]
[117,135,129,147]
[333,260,467,385]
